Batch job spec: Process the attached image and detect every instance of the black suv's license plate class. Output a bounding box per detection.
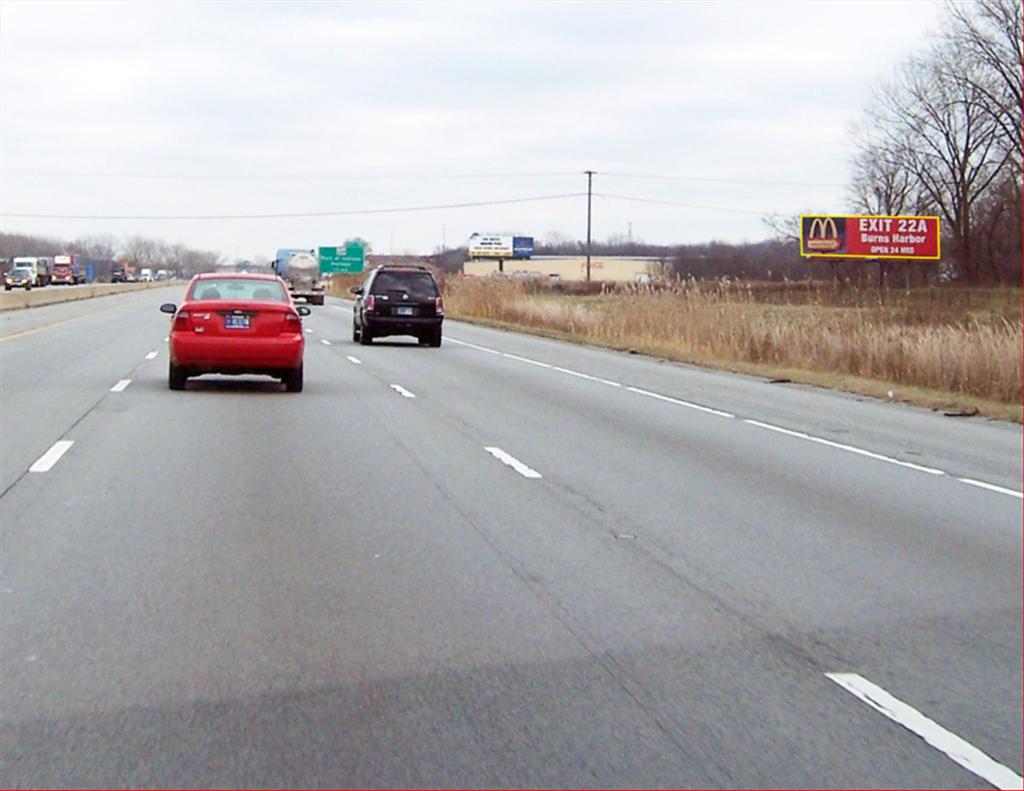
[395,306,415,316]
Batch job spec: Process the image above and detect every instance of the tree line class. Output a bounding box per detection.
[0,231,223,278]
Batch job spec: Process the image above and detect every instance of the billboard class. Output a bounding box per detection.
[468,233,534,260]
[800,215,940,260]
[512,236,534,258]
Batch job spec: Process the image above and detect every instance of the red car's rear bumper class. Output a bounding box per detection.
[170,332,304,373]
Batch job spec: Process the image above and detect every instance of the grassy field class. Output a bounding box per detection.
[328,275,1022,420]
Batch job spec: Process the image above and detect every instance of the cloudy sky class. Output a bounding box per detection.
[1,0,944,259]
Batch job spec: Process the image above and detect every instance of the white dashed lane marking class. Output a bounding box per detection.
[110,379,131,392]
[390,384,416,399]
[827,673,1024,790]
[346,356,362,365]
[29,441,74,473]
[145,351,158,360]
[320,339,332,346]
[483,447,542,479]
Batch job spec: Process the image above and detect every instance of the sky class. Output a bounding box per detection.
[0,0,946,260]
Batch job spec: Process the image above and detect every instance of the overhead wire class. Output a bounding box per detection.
[593,192,775,216]
[599,171,846,188]
[1,169,582,182]
[0,192,587,221]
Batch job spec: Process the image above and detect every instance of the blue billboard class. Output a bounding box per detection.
[512,236,534,259]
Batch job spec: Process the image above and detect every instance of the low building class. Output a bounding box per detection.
[463,256,667,283]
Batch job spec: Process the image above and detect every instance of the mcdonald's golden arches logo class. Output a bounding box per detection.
[805,217,841,252]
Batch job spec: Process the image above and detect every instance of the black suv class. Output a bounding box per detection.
[350,266,444,347]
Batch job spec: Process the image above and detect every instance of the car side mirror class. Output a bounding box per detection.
[349,286,363,295]
[297,306,312,316]
[160,303,177,314]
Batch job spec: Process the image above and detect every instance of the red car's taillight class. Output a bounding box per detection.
[172,310,192,331]
[435,296,444,315]
[282,312,303,334]
[364,294,376,312]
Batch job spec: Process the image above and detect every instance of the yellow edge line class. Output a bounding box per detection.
[0,303,128,342]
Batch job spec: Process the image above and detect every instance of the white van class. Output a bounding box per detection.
[139,268,153,282]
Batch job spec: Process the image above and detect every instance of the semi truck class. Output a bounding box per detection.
[273,248,325,305]
[12,256,53,287]
[51,254,85,285]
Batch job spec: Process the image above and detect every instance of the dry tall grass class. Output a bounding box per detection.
[442,277,1022,404]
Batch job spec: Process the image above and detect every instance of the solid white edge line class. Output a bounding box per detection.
[826,673,1023,790]
[346,356,362,364]
[484,446,542,479]
[29,440,74,473]
[552,366,622,387]
[627,386,734,418]
[390,384,416,399]
[442,339,1014,493]
[320,338,332,346]
[447,338,500,354]
[957,478,1024,499]
[110,379,132,392]
[145,351,158,360]
[503,352,552,368]
[744,419,945,475]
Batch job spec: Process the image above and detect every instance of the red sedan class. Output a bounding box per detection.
[160,273,310,392]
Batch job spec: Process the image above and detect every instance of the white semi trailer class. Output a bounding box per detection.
[273,249,325,305]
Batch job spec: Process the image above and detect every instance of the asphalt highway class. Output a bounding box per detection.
[1,287,1021,788]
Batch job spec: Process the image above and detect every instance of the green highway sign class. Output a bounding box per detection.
[319,243,365,274]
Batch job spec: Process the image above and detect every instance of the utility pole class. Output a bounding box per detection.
[627,222,632,243]
[584,170,595,282]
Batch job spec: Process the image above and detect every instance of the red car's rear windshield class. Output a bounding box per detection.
[189,279,288,302]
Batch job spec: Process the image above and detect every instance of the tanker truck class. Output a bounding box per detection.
[273,248,325,305]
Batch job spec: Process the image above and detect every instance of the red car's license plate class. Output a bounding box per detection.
[225,314,250,329]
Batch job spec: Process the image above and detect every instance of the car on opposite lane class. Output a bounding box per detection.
[4,267,35,291]
[350,265,444,346]
[160,273,310,392]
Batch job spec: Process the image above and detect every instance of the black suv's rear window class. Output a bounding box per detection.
[371,271,438,299]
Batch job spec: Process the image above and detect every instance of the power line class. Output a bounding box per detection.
[600,171,846,188]
[2,168,846,188]
[0,192,587,221]
[1,169,581,182]
[593,192,772,217]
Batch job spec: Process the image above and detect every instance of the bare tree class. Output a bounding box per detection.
[70,234,119,261]
[120,235,158,269]
[869,48,1013,282]
[945,0,1022,165]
